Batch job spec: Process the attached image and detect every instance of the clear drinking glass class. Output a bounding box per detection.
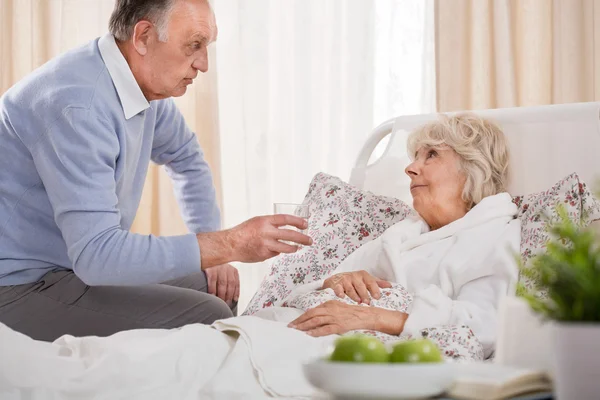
[273,203,310,240]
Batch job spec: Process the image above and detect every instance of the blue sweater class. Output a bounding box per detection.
[0,38,220,286]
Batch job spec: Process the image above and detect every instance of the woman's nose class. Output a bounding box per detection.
[405,161,419,177]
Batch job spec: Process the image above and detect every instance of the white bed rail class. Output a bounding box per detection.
[348,118,395,189]
[350,102,600,199]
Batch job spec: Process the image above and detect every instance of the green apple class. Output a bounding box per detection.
[329,334,389,363]
[390,339,443,363]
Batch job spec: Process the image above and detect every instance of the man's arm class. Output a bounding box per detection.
[31,107,202,286]
[151,99,220,233]
[31,106,311,286]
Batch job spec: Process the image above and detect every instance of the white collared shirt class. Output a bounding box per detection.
[98,33,150,120]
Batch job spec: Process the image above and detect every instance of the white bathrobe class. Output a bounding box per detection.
[280,192,521,358]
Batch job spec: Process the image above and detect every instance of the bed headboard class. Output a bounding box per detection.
[349,102,600,204]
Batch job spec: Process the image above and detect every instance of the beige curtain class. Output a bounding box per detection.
[0,0,221,236]
[435,0,600,111]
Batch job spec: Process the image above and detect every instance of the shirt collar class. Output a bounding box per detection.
[98,33,150,120]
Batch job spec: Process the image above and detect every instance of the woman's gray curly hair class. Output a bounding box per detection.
[407,113,510,208]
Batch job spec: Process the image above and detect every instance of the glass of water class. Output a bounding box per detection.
[273,203,310,240]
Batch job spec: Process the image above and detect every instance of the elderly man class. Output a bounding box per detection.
[0,0,311,341]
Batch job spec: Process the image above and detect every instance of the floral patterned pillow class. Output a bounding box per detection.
[350,325,484,362]
[410,325,485,362]
[285,283,413,313]
[243,173,415,315]
[512,173,600,296]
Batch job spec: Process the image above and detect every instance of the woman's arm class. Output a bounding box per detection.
[288,300,408,336]
[281,235,386,306]
[402,220,520,357]
[372,307,409,335]
[403,276,509,357]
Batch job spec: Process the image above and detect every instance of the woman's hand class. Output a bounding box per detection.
[322,270,392,304]
[288,301,408,337]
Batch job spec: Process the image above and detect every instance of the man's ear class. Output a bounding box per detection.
[131,21,153,56]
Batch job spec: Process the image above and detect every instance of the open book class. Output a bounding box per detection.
[446,363,553,400]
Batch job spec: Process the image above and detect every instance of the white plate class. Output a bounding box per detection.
[303,359,455,399]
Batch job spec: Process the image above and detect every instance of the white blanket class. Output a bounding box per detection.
[0,314,333,399]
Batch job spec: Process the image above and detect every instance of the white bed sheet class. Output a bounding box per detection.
[0,314,334,400]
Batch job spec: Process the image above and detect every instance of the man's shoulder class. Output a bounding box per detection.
[2,38,117,120]
[0,38,128,146]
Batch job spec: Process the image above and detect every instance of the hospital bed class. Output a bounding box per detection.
[349,101,600,372]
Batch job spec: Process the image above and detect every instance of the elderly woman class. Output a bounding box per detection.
[279,113,520,358]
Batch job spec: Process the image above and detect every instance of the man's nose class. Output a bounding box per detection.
[192,49,209,73]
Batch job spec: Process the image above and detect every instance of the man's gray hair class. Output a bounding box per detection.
[109,0,175,42]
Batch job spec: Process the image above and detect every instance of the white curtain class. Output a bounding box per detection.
[214,0,435,311]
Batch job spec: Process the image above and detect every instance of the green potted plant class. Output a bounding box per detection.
[519,206,600,400]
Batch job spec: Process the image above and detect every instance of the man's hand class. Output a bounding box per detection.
[288,301,408,337]
[196,214,313,268]
[322,270,392,304]
[229,214,312,262]
[205,264,239,305]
